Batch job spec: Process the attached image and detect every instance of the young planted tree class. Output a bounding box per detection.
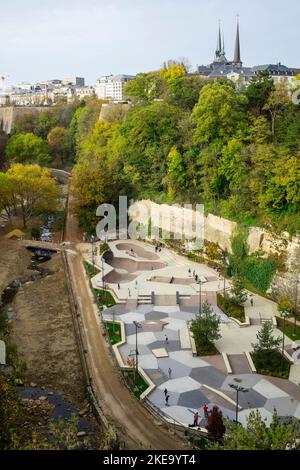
[230,276,247,306]
[206,406,226,441]
[251,321,283,376]
[190,301,221,355]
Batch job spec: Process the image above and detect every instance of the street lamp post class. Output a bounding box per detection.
[91,235,96,276]
[229,383,248,424]
[293,280,300,336]
[281,310,289,371]
[221,255,227,297]
[199,280,203,315]
[133,321,142,383]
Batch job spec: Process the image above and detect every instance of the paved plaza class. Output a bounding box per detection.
[102,304,300,427]
[85,239,300,428]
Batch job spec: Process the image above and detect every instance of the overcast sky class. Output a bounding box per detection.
[1,0,299,85]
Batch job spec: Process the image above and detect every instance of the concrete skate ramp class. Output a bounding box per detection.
[149,276,194,286]
[106,256,166,273]
[103,271,137,284]
[116,243,159,261]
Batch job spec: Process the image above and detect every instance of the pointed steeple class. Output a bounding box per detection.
[215,20,222,58]
[233,16,242,66]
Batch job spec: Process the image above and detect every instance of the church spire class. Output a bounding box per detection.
[215,20,222,58]
[233,15,242,66]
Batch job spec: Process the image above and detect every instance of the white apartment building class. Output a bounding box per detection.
[62,76,85,87]
[95,74,134,102]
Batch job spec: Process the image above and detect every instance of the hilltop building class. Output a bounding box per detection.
[95,74,134,102]
[197,19,296,86]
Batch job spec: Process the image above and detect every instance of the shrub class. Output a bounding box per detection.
[31,226,41,239]
[217,293,245,322]
[242,256,277,292]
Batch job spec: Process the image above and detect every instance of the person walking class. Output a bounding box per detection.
[128,288,131,297]
[168,367,172,379]
[193,411,199,427]
[203,404,209,419]
[165,335,169,345]
[250,297,254,307]
[164,388,168,397]
[165,394,170,406]
[118,283,120,290]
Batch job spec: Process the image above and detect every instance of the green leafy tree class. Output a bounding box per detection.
[210,410,300,450]
[264,81,290,140]
[192,82,248,147]
[190,301,221,354]
[13,112,39,134]
[5,133,51,165]
[165,146,186,199]
[245,71,274,115]
[230,276,247,306]
[252,320,282,355]
[0,371,19,449]
[6,164,60,228]
[47,126,69,167]
[125,71,163,104]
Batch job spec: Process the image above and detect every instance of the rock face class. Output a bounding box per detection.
[132,200,300,301]
[0,106,44,134]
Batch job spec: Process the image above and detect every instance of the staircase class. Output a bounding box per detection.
[138,294,152,305]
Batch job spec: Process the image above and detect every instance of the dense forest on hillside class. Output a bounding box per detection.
[2,64,300,235]
[71,66,300,234]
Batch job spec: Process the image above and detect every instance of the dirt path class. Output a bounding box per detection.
[65,191,187,450]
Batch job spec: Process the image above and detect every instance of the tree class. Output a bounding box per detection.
[124,71,163,104]
[206,406,226,440]
[252,320,282,355]
[190,301,221,354]
[6,164,60,228]
[264,81,290,140]
[192,82,248,147]
[209,410,300,450]
[245,71,274,115]
[0,172,15,222]
[5,133,51,165]
[47,127,69,167]
[165,146,186,199]
[13,113,39,134]
[0,371,19,449]
[230,276,247,305]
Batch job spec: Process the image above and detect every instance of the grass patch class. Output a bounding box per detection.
[94,288,116,308]
[104,322,121,345]
[83,261,100,278]
[251,350,290,380]
[276,317,300,341]
[217,293,245,322]
[122,370,149,399]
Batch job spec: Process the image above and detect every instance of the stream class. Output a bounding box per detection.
[0,247,96,438]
